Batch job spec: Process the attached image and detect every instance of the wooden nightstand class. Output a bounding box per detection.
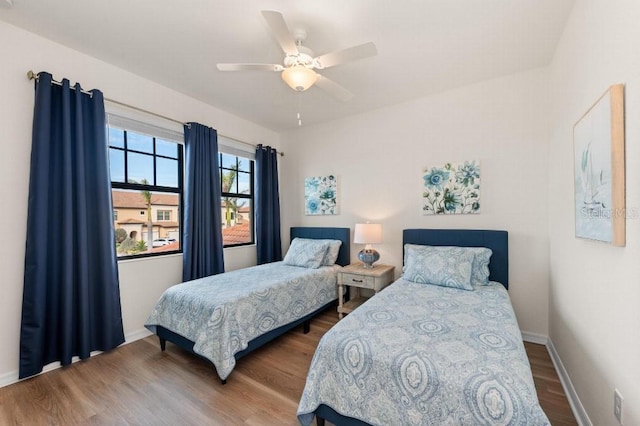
[337,263,395,319]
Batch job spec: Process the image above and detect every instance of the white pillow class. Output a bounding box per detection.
[283,238,330,268]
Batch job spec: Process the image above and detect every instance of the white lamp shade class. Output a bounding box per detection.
[281,65,318,91]
[354,223,382,244]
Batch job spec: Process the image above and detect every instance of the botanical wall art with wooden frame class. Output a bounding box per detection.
[573,84,625,246]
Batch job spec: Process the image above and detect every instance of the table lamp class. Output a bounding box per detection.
[354,223,382,268]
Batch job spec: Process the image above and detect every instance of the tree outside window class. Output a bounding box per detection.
[219,153,254,247]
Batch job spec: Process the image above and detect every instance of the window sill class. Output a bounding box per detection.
[117,251,182,264]
[223,243,256,251]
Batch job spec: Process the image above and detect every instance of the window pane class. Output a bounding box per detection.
[221,168,238,193]
[109,128,125,148]
[157,210,171,221]
[113,189,180,257]
[127,152,154,184]
[156,139,178,158]
[237,157,250,172]
[221,153,236,169]
[156,157,178,188]
[238,171,251,195]
[221,198,252,246]
[127,132,153,154]
[109,148,125,183]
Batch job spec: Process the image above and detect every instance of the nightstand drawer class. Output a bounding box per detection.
[342,273,375,289]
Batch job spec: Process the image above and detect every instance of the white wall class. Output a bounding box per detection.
[0,21,277,385]
[548,0,640,424]
[280,68,551,337]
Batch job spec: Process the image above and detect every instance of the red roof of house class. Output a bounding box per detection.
[151,241,180,253]
[157,222,179,228]
[112,190,179,208]
[115,219,178,228]
[222,222,251,244]
[117,218,147,225]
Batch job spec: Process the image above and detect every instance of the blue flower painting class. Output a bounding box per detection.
[305,175,338,215]
[423,161,480,215]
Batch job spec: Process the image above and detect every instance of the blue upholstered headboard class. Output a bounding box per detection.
[290,227,351,266]
[403,229,509,289]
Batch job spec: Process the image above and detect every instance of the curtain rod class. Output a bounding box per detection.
[26,70,284,157]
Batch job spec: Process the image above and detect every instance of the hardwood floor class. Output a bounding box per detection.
[0,309,576,425]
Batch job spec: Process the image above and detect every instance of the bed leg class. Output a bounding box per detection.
[316,416,325,426]
[159,337,166,351]
[303,320,310,334]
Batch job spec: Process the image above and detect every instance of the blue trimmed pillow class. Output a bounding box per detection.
[283,238,329,268]
[403,244,492,286]
[403,245,475,290]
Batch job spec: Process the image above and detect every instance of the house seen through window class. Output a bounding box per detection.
[220,152,254,247]
[108,127,183,258]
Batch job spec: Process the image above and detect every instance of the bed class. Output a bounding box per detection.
[297,229,550,425]
[145,226,350,383]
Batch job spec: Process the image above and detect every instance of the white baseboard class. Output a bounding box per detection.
[521,331,549,345]
[0,328,154,389]
[124,327,153,343]
[0,369,17,388]
[546,338,592,426]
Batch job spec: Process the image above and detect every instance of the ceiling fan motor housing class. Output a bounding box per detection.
[282,39,317,91]
[284,45,314,68]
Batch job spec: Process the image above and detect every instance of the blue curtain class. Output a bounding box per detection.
[255,145,282,264]
[182,123,225,280]
[20,72,124,379]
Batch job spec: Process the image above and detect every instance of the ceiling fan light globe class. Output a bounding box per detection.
[282,65,317,91]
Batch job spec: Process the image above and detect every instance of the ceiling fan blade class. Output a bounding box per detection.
[261,10,299,56]
[315,74,354,102]
[314,42,377,69]
[217,63,283,72]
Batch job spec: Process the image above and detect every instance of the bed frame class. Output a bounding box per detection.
[314,228,508,426]
[155,226,350,384]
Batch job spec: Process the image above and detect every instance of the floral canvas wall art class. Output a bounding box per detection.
[422,161,480,215]
[305,175,338,215]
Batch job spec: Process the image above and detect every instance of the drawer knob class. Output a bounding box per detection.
[352,278,363,283]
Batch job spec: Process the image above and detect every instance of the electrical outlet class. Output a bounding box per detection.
[614,389,623,425]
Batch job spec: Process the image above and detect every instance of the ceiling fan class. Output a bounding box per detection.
[216,10,377,102]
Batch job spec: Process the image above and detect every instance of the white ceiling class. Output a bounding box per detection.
[0,0,575,131]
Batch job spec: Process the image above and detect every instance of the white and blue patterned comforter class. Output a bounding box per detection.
[297,279,550,425]
[145,262,339,380]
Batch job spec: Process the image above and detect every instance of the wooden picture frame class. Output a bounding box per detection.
[573,84,625,246]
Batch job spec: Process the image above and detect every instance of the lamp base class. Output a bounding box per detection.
[358,248,380,269]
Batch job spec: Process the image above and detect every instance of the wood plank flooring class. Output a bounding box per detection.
[0,308,576,425]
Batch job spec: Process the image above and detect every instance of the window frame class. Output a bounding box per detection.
[109,127,184,260]
[157,210,171,221]
[219,152,255,248]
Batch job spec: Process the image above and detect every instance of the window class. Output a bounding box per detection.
[220,152,254,247]
[109,127,183,259]
[157,210,171,221]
